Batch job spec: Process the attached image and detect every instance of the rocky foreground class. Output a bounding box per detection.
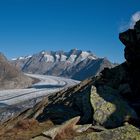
[1,20,140,140]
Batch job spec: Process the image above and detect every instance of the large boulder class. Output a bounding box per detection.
[90,86,137,128]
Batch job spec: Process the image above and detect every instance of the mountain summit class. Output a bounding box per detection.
[12,49,114,80]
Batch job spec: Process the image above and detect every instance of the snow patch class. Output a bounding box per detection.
[12,58,17,61]
[55,54,60,61]
[44,54,54,62]
[88,55,96,60]
[12,55,32,61]
[60,55,67,61]
[18,57,25,60]
[79,51,90,61]
[25,55,32,59]
[41,51,45,55]
[67,54,77,62]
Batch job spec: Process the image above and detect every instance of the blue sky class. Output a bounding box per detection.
[0,0,140,62]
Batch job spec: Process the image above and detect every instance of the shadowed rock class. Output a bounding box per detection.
[119,20,140,116]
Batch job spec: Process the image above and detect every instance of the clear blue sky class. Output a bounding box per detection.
[0,0,140,62]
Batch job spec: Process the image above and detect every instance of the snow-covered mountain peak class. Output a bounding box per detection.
[12,55,32,61]
[11,49,113,80]
[12,49,97,63]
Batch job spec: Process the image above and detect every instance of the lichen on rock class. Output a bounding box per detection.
[90,85,137,128]
[73,124,140,140]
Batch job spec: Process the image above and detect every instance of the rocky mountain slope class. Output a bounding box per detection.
[0,53,34,89]
[1,20,140,140]
[12,49,114,80]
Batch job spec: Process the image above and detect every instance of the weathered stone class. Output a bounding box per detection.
[42,116,80,139]
[118,83,132,95]
[72,87,93,124]
[37,79,94,124]
[73,124,140,140]
[90,86,137,128]
[74,124,92,133]
[91,125,107,131]
[31,136,49,140]
[33,117,92,140]
[37,104,81,124]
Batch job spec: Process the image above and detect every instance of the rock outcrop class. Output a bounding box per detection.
[119,20,140,116]
[90,86,137,128]
[73,124,140,140]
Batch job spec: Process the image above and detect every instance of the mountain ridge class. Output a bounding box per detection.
[12,49,114,80]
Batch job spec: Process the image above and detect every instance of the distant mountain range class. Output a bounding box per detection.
[12,49,115,80]
[0,53,33,89]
